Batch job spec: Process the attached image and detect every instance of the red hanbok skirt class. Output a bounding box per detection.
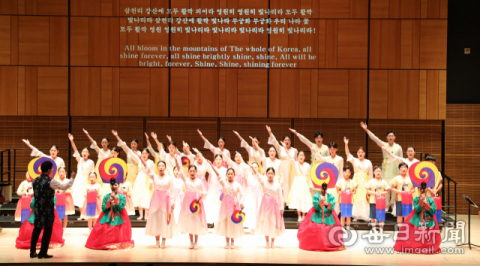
[393,212,441,254]
[15,210,65,249]
[85,209,135,250]
[297,208,346,252]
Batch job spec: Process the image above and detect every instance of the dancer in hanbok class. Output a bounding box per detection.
[85,178,134,250]
[174,156,208,250]
[68,133,95,210]
[204,154,226,224]
[118,178,135,216]
[266,125,298,203]
[83,129,112,194]
[344,137,372,221]
[22,140,65,179]
[310,142,344,213]
[261,146,281,183]
[389,163,414,223]
[243,162,263,231]
[290,129,329,162]
[252,167,285,249]
[80,172,102,234]
[14,172,33,222]
[233,130,265,172]
[336,166,357,230]
[55,167,75,231]
[198,129,231,164]
[297,183,345,252]
[143,159,177,248]
[214,168,245,249]
[365,166,390,232]
[393,182,441,254]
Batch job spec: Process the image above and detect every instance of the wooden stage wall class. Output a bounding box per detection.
[0,1,465,211]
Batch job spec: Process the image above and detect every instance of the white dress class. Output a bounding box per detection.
[124,146,155,209]
[173,176,185,225]
[286,158,313,213]
[314,153,344,214]
[205,166,226,224]
[145,171,177,238]
[195,159,217,192]
[222,153,250,188]
[296,133,330,164]
[255,176,285,238]
[243,172,263,228]
[347,154,373,221]
[241,139,265,171]
[214,178,244,239]
[30,147,65,179]
[268,134,298,203]
[71,151,95,207]
[176,171,208,235]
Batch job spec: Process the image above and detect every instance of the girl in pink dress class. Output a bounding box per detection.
[251,166,285,249]
[174,155,208,250]
[213,167,245,249]
[143,158,177,249]
[14,172,33,222]
[55,167,75,233]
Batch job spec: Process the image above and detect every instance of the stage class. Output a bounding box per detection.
[0,215,478,266]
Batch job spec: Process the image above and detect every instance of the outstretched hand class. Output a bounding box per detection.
[112,130,118,136]
[360,122,368,131]
[68,133,74,140]
[22,139,30,145]
[289,128,297,135]
[266,125,272,135]
[344,136,349,144]
[151,132,157,139]
[197,129,203,136]
[83,128,88,134]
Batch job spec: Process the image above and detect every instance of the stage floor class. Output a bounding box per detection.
[1,215,479,265]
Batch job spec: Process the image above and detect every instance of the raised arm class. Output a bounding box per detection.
[22,139,50,158]
[290,128,314,149]
[266,125,282,155]
[67,133,80,162]
[361,121,385,148]
[344,137,351,159]
[82,128,100,153]
[174,154,186,182]
[50,172,76,190]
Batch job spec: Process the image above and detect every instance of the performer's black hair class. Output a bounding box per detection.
[314,132,324,138]
[328,142,338,149]
[214,154,223,160]
[266,167,276,174]
[110,177,116,186]
[131,139,139,144]
[40,161,53,173]
[398,162,409,169]
[386,130,396,136]
[227,168,236,175]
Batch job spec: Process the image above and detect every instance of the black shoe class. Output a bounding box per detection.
[38,254,53,259]
[30,253,38,258]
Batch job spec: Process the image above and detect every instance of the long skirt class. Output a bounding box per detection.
[297,208,346,252]
[132,172,151,209]
[71,172,88,207]
[352,172,370,221]
[173,188,184,225]
[177,191,208,235]
[393,212,441,254]
[255,195,285,238]
[214,196,244,239]
[14,196,32,222]
[15,211,64,249]
[80,195,102,219]
[204,180,222,224]
[287,175,313,213]
[85,209,134,250]
[145,190,177,238]
[243,184,263,229]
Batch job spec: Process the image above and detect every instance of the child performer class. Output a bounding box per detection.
[266,125,298,203]
[110,147,121,158]
[344,137,372,221]
[113,132,141,185]
[336,166,357,230]
[85,178,135,250]
[55,167,75,231]
[204,154,226,224]
[365,166,390,233]
[81,172,102,234]
[393,182,441,254]
[146,132,178,176]
[253,167,285,249]
[243,162,263,231]
[198,129,231,164]
[144,158,177,248]
[22,140,66,179]
[297,183,345,252]
[261,146,281,183]
[68,133,95,210]
[118,177,135,216]
[174,156,208,250]
[389,163,415,223]
[83,129,112,194]
[310,142,344,213]
[15,196,65,250]
[220,150,250,189]
[113,130,154,220]
[172,166,185,225]
[382,144,419,198]
[361,122,402,211]
[15,172,33,222]
[233,130,265,172]
[215,167,245,249]
[282,142,312,222]
[290,129,330,163]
